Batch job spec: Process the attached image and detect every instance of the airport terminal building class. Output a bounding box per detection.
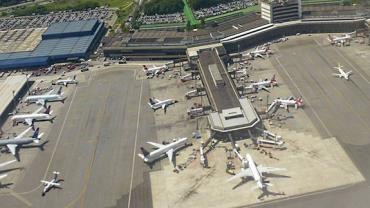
[0,19,105,70]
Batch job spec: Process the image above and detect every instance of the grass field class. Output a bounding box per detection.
[183,0,199,26]
[205,5,260,22]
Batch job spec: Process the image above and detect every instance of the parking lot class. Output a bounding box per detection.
[0,8,115,31]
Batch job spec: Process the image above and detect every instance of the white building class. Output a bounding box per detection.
[261,0,302,23]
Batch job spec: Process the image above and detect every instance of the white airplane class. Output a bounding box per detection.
[275,96,304,110]
[0,160,17,182]
[41,171,62,196]
[332,64,352,80]
[228,152,286,191]
[143,64,169,77]
[248,46,271,59]
[138,137,188,167]
[0,127,44,160]
[328,33,352,45]
[55,75,78,86]
[148,97,178,113]
[25,87,65,106]
[11,105,54,126]
[246,75,277,93]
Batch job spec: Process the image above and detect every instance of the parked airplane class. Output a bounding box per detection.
[245,75,277,92]
[328,32,352,45]
[332,64,352,80]
[138,137,188,167]
[228,152,286,191]
[0,160,17,181]
[11,105,54,126]
[143,64,169,77]
[55,75,78,86]
[25,87,65,106]
[275,96,304,110]
[148,97,178,113]
[41,171,62,196]
[247,46,271,59]
[0,127,44,160]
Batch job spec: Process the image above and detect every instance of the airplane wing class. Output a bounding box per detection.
[6,144,17,156]
[166,149,174,164]
[260,86,270,93]
[146,142,164,148]
[0,174,8,181]
[25,118,33,126]
[332,73,341,77]
[257,165,286,173]
[161,104,167,109]
[44,89,54,95]
[32,106,44,114]
[0,160,16,168]
[36,99,45,106]
[14,127,33,139]
[227,168,253,182]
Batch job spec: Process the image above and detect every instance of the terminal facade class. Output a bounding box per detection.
[0,19,106,70]
[261,0,302,23]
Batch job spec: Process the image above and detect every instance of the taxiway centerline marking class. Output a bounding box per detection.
[127,79,144,208]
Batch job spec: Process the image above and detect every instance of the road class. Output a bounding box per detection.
[264,37,370,208]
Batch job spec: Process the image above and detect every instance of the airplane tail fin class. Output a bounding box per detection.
[271,74,276,83]
[32,128,40,139]
[149,98,155,105]
[57,86,63,95]
[73,75,76,80]
[140,147,150,157]
[328,34,333,41]
[44,105,51,114]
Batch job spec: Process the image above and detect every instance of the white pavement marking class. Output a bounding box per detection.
[10,191,32,207]
[274,57,332,137]
[42,86,78,179]
[332,46,370,84]
[127,79,144,208]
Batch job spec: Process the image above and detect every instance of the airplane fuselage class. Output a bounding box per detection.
[26,94,61,102]
[56,80,78,85]
[0,137,36,146]
[143,137,188,163]
[43,179,56,193]
[12,113,51,122]
[149,99,176,110]
[246,154,264,189]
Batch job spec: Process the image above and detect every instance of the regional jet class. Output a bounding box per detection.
[148,97,178,113]
[11,105,54,126]
[41,171,62,196]
[247,46,271,59]
[332,63,352,80]
[25,87,65,106]
[328,33,352,45]
[228,151,286,191]
[275,96,304,110]
[0,127,44,160]
[138,137,188,167]
[55,75,78,86]
[143,64,169,77]
[0,160,17,182]
[245,75,277,92]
